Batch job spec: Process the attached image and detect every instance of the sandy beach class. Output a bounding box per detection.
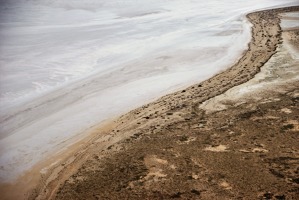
[1,5,299,200]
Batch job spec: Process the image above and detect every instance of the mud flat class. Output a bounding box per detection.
[2,6,299,200]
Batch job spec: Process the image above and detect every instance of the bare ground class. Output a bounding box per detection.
[56,85,299,200]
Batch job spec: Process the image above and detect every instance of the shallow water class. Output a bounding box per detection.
[0,0,298,182]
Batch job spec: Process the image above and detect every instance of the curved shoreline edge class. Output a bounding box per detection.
[30,5,299,200]
[2,5,299,200]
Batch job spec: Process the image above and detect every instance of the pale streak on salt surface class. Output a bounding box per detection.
[0,0,298,182]
[280,12,299,29]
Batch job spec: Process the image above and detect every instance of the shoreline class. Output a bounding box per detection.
[1,6,299,200]
[0,2,251,182]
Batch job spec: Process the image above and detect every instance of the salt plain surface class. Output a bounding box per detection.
[280,12,299,29]
[0,0,298,182]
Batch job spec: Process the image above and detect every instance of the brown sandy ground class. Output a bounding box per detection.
[56,84,299,200]
[27,6,299,200]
